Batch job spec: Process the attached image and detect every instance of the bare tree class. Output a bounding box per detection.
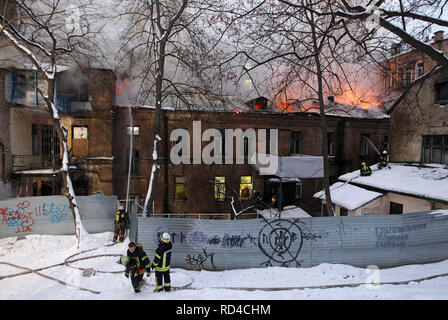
[0,0,106,247]
[117,0,236,216]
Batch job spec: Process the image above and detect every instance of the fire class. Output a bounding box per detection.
[334,88,381,110]
[276,102,294,112]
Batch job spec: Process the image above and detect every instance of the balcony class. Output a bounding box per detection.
[13,155,62,173]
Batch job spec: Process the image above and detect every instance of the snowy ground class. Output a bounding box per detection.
[1,232,448,300]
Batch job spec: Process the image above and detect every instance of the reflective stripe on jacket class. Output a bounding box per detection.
[152,242,172,272]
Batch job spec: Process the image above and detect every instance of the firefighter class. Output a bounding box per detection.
[124,242,151,293]
[113,204,129,243]
[378,149,390,169]
[360,162,372,176]
[151,232,172,292]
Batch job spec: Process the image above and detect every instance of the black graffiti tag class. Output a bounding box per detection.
[258,219,307,267]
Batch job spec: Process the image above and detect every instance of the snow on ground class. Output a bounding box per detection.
[1,232,448,300]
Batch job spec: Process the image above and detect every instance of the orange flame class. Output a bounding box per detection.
[276,102,294,112]
[334,88,381,110]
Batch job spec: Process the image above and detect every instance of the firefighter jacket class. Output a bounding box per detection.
[360,164,372,176]
[152,241,172,272]
[125,244,151,277]
[115,209,129,226]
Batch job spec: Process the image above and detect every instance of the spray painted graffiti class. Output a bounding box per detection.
[185,247,216,270]
[155,228,258,249]
[258,219,322,267]
[375,224,427,248]
[0,201,70,233]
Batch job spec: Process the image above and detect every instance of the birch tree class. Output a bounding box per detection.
[0,0,105,247]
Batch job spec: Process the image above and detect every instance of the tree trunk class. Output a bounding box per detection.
[309,8,334,217]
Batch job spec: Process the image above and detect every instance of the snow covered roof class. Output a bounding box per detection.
[313,182,383,211]
[339,163,448,204]
[301,101,389,119]
[257,205,311,219]
[14,169,59,175]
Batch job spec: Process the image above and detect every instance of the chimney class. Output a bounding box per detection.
[434,30,444,42]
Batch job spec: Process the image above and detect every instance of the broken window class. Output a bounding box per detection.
[290,131,302,155]
[295,181,302,200]
[435,82,448,104]
[41,125,60,159]
[327,132,335,156]
[422,135,448,164]
[214,176,226,201]
[391,70,397,87]
[240,176,253,200]
[416,62,424,79]
[126,149,140,175]
[7,70,39,106]
[383,135,390,151]
[403,66,413,86]
[389,202,403,215]
[360,134,370,157]
[174,177,186,201]
[32,124,39,155]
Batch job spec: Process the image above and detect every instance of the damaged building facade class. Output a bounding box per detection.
[0,65,391,217]
[0,66,116,198]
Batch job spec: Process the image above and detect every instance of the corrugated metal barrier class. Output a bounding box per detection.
[0,195,117,238]
[137,210,448,270]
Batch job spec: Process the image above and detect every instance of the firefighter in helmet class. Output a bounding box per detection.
[124,242,151,293]
[360,162,372,176]
[151,232,172,292]
[113,203,129,243]
[378,149,390,169]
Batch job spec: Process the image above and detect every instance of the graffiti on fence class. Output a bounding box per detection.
[375,224,427,248]
[185,247,216,270]
[258,219,322,267]
[155,228,258,249]
[0,201,70,233]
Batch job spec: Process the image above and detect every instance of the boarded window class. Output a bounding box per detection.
[72,126,88,157]
[214,176,226,201]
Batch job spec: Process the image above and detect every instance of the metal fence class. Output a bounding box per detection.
[137,210,448,270]
[0,195,117,238]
